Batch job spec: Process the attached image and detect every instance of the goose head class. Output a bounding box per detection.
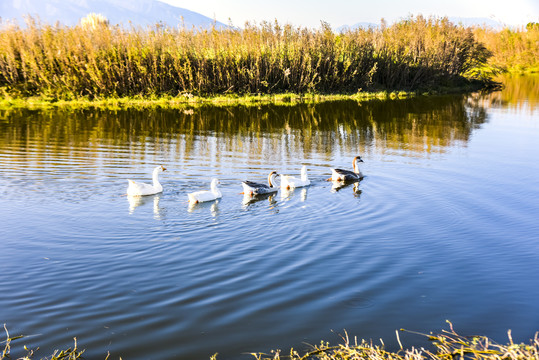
[154,165,167,173]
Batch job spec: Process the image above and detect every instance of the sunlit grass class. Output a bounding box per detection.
[473,23,539,74]
[0,15,495,103]
[248,322,539,360]
[3,322,538,360]
[0,90,422,110]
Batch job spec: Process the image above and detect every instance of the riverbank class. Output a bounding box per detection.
[0,16,496,104]
[0,80,490,110]
[3,323,538,360]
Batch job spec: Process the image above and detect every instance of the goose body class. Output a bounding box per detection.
[281,165,311,190]
[330,156,364,181]
[127,165,166,196]
[188,178,222,203]
[242,171,279,196]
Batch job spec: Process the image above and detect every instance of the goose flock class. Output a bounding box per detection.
[126,156,365,203]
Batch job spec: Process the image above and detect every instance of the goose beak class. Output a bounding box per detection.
[162,167,167,171]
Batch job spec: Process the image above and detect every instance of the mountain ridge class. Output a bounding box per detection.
[0,2,507,31]
[0,0,226,29]
[337,16,505,32]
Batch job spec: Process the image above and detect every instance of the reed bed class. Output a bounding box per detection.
[0,16,492,100]
[473,23,539,74]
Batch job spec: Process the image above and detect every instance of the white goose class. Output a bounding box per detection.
[330,156,364,181]
[242,171,279,196]
[127,165,166,196]
[281,165,311,190]
[188,178,222,203]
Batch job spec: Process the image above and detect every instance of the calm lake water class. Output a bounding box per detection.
[1,75,538,359]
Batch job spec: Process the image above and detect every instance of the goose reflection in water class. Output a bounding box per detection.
[187,198,220,218]
[242,192,277,208]
[280,187,308,202]
[331,181,362,197]
[127,193,163,218]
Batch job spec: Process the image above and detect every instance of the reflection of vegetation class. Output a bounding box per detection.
[473,74,538,113]
[0,95,487,164]
[0,16,491,100]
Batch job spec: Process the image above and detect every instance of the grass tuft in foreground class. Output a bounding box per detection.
[248,322,539,360]
[2,324,85,360]
[3,322,539,360]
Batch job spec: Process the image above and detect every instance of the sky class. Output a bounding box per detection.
[158,0,539,28]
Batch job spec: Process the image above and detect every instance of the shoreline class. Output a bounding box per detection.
[0,83,489,111]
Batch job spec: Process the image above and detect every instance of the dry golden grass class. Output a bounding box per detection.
[473,23,539,73]
[247,322,539,360]
[0,16,494,100]
[3,322,538,360]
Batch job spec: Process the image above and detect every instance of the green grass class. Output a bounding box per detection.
[0,80,492,111]
[0,91,419,110]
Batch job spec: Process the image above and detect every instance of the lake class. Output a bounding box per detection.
[1,75,538,359]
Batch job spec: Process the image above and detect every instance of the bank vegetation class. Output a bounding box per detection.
[0,15,497,103]
[473,22,539,74]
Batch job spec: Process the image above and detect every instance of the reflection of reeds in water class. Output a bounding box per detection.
[0,95,490,168]
[471,74,539,113]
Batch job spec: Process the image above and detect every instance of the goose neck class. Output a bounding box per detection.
[301,167,308,181]
[268,174,276,187]
[152,169,161,186]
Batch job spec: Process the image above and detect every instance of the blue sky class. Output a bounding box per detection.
[159,0,538,28]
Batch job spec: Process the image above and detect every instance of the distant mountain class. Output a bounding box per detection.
[336,22,378,32]
[337,17,505,32]
[0,0,227,29]
[447,17,504,29]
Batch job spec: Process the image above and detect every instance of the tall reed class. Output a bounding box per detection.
[0,15,492,99]
[473,22,539,73]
